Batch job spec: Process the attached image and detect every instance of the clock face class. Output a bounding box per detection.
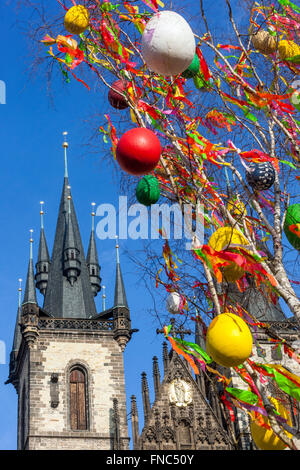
[169,378,193,407]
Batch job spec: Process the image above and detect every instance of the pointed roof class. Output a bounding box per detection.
[64,195,79,252]
[194,315,206,350]
[86,228,99,267]
[37,227,50,264]
[227,283,286,322]
[114,241,128,308]
[23,235,37,306]
[11,281,23,355]
[37,201,50,264]
[43,177,97,319]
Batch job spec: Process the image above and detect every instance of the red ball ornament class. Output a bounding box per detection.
[116,128,162,176]
[108,80,128,110]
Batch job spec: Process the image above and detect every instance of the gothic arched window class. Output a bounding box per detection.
[69,367,88,431]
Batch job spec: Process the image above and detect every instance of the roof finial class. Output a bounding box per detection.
[63,131,69,178]
[91,202,96,231]
[29,229,34,260]
[115,235,120,264]
[102,285,106,311]
[40,201,44,229]
[18,278,22,309]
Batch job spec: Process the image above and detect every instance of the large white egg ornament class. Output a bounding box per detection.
[141,11,196,76]
[166,292,182,314]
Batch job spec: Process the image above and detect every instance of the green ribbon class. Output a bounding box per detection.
[225,387,259,405]
[173,337,213,364]
[278,0,300,14]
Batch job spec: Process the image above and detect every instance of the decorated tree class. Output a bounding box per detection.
[29,0,300,450]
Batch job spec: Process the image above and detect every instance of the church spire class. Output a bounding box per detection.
[63,188,81,286]
[130,395,140,450]
[113,236,128,308]
[35,201,50,295]
[6,279,23,386]
[86,202,101,296]
[11,279,23,355]
[152,356,161,400]
[23,230,37,306]
[141,372,151,426]
[43,133,97,318]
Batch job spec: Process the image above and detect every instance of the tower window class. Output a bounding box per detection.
[69,367,88,431]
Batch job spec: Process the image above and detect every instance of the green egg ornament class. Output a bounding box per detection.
[136,175,160,206]
[182,53,200,79]
[284,203,300,250]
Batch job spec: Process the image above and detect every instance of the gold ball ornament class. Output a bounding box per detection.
[250,397,293,450]
[64,5,89,35]
[208,227,249,282]
[252,30,276,55]
[278,40,300,60]
[206,312,253,367]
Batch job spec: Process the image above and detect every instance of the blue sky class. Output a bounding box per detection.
[0,0,298,450]
[0,0,173,449]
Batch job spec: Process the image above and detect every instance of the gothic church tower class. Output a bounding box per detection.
[6,136,134,450]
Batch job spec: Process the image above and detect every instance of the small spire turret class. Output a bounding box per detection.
[86,202,101,296]
[23,230,37,306]
[112,236,131,351]
[35,202,50,295]
[63,187,81,286]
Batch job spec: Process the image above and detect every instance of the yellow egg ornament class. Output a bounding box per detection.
[64,5,89,35]
[208,227,249,282]
[250,397,293,450]
[206,312,253,367]
[278,40,300,61]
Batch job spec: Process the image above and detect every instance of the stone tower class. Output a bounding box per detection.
[131,320,234,450]
[6,136,134,450]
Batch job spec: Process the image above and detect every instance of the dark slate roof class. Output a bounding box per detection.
[37,228,50,264]
[43,177,97,319]
[86,229,99,267]
[23,257,37,305]
[11,306,22,355]
[114,261,128,308]
[227,283,286,322]
[64,203,79,252]
[194,316,206,350]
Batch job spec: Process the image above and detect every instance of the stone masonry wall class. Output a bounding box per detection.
[24,329,129,450]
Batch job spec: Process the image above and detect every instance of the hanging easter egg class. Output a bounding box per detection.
[116,128,162,176]
[166,292,182,315]
[284,204,300,250]
[141,11,196,76]
[250,397,293,450]
[208,227,249,282]
[206,312,253,367]
[108,80,129,110]
[227,197,247,218]
[136,175,160,206]
[64,5,89,35]
[246,161,275,191]
[278,40,300,61]
[182,53,200,79]
[252,30,276,55]
[288,87,300,112]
